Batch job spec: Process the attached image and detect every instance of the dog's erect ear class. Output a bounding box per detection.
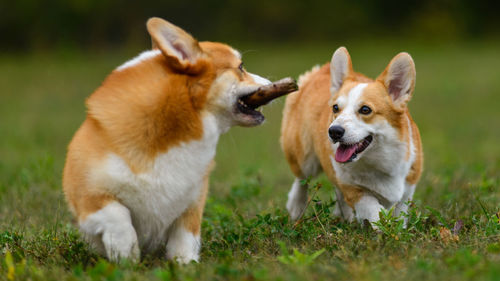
[330,47,353,94]
[377,52,416,108]
[147,17,203,71]
[151,38,159,50]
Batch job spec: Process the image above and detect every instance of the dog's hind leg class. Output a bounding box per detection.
[80,200,140,263]
[165,163,211,264]
[286,153,320,221]
[286,178,309,221]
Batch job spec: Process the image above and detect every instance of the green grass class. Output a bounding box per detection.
[1,39,499,280]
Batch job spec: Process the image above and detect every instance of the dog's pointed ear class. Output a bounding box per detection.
[330,47,354,94]
[151,38,159,50]
[377,52,416,108]
[147,17,203,71]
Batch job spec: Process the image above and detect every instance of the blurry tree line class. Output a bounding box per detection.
[1,0,499,52]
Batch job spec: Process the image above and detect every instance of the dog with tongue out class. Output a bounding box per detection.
[281,47,423,227]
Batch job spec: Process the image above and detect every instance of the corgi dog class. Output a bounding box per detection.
[63,17,276,263]
[281,47,423,226]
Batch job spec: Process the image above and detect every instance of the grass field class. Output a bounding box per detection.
[1,40,499,280]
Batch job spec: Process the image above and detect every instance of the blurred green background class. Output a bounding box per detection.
[2,0,500,52]
[1,1,499,280]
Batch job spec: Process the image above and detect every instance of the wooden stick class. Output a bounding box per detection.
[241,77,298,107]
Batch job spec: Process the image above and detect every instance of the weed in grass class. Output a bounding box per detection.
[277,241,325,266]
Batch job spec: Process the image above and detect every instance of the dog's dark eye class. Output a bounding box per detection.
[359,105,372,115]
[238,62,244,72]
[332,104,339,113]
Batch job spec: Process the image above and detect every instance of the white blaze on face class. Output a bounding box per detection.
[330,83,371,144]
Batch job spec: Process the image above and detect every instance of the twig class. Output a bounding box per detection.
[312,203,328,236]
[292,183,322,229]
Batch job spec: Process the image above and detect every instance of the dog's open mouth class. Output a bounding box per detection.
[235,78,298,126]
[335,135,373,163]
[236,95,264,119]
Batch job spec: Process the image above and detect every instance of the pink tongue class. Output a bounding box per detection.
[335,145,357,163]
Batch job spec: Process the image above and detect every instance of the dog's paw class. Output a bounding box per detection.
[286,179,309,221]
[167,251,199,264]
[287,196,307,221]
[333,201,355,222]
[166,227,200,264]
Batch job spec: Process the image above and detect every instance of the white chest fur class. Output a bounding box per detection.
[91,113,221,252]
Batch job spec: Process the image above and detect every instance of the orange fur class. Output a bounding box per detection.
[281,53,423,210]
[63,18,272,262]
[64,40,249,217]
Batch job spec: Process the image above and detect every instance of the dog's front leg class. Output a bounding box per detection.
[165,173,209,264]
[333,188,355,222]
[336,184,382,226]
[337,184,384,228]
[353,194,384,227]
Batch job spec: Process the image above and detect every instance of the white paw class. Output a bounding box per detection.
[80,202,140,263]
[333,203,355,222]
[287,197,307,221]
[286,179,308,221]
[343,210,355,223]
[166,227,200,264]
[101,223,140,263]
[354,195,384,228]
[167,251,199,264]
[106,239,140,263]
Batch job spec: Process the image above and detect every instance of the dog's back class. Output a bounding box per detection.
[281,64,330,180]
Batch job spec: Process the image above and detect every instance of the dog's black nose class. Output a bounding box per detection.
[329,125,345,142]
